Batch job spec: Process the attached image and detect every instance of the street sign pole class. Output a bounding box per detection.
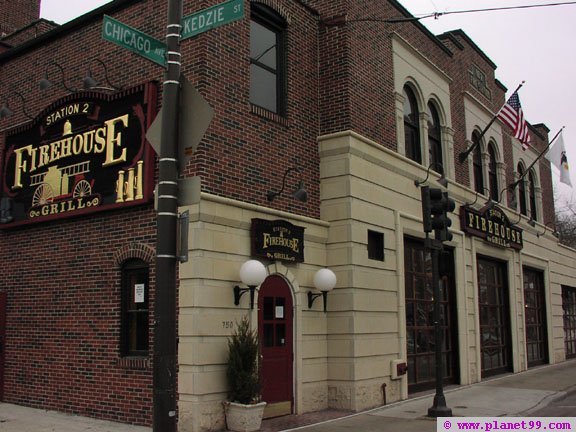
[153,0,181,431]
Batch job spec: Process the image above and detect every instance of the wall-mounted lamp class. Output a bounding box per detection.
[39,61,77,92]
[414,163,447,188]
[83,58,122,91]
[536,225,547,238]
[267,166,308,203]
[531,222,558,238]
[0,91,33,120]
[233,259,267,309]
[509,211,522,225]
[308,268,337,313]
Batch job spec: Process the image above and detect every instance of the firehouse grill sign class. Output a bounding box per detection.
[461,205,523,250]
[0,83,157,228]
[251,218,305,263]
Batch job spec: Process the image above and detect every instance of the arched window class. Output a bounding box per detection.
[488,144,498,201]
[518,164,527,216]
[428,102,443,174]
[403,86,421,163]
[529,171,537,221]
[250,3,287,115]
[472,131,484,194]
[121,259,149,357]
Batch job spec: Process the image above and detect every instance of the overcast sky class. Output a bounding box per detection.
[39,0,576,200]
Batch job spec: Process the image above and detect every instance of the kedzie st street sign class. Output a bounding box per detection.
[181,0,244,40]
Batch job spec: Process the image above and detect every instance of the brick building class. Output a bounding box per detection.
[1,0,576,430]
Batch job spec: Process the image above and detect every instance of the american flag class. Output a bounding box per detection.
[498,91,531,150]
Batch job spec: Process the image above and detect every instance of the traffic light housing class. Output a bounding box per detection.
[420,186,456,243]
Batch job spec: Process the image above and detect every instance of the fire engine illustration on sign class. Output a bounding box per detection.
[30,161,94,206]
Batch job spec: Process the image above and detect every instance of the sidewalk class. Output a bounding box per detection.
[1,359,575,432]
[272,359,576,432]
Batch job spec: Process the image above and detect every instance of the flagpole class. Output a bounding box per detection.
[458,81,525,163]
[507,126,565,191]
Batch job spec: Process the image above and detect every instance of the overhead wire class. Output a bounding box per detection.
[340,1,576,24]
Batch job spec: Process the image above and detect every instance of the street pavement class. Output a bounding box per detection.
[1,359,575,431]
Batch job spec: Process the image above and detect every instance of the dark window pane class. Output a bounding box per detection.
[250,4,286,115]
[264,323,274,347]
[473,134,484,193]
[488,145,498,200]
[276,324,286,346]
[250,65,277,112]
[403,86,421,163]
[428,102,443,173]
[263,297,274,320]
[250,21,277,69]
[121,259,149,357]
[368,230,385,261]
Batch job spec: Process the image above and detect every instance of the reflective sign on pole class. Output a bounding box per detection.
[145,76,214,174]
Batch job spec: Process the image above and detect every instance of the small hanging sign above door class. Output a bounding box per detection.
[251,218,305,263]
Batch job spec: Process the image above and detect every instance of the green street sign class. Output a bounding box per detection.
[181,0,244,40]
[102,15,166,66]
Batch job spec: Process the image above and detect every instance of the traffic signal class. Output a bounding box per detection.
[420,186,456,243]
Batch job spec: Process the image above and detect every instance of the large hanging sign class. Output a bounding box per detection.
[460,205,523,250]
[0,82,158,228]
[251,218,305,263]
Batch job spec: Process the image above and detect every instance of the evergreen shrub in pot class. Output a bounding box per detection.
[224,316,266,432]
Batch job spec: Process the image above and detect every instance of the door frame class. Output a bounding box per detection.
[476,256,513,378]
[257,274,295,417]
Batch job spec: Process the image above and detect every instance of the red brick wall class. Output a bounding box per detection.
[1,19,57,47]
[0,0,40,36]
[0,210,156,425]
[185,0,321,219]
[0,4,162,425]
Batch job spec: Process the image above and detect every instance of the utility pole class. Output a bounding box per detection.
[153,0,182,430]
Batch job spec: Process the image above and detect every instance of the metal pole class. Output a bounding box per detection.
[153,0,182,430]
[427,242,452,418]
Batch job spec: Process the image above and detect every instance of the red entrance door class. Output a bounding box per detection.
[258,275,293,418]
[0,292,6,401]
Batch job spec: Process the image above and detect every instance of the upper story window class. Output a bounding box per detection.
[518,163,527,216]
[403,86,421,163]
[472,131,484,194]
[121,259,149,357]
[529,171,537,221]
[488,144,498,201]
[250,3,287,116]
[428,102,443,174]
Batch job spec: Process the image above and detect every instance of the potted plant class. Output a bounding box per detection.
[224,316,267,432]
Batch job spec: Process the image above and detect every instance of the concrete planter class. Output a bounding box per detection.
[224,401,267,432]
